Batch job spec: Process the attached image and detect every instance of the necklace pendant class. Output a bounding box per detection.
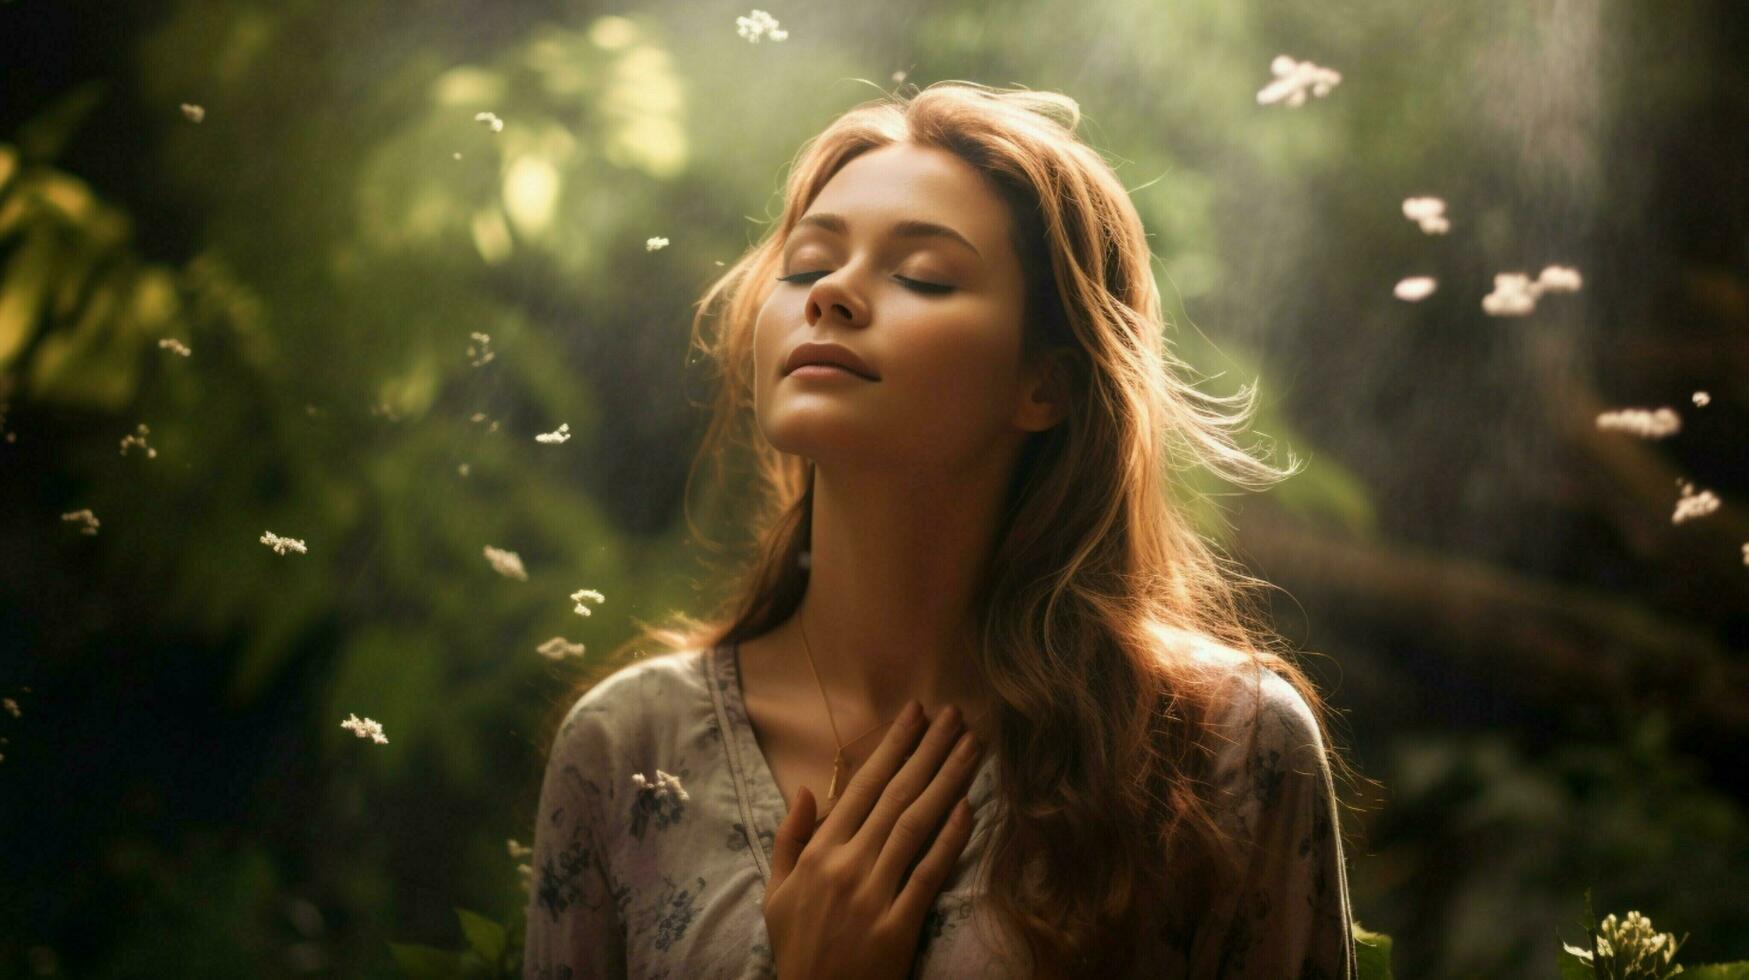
[826,750,846,803]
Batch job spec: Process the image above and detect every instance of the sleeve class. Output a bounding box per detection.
[1192,672,1358,980]
[523,696,630,979]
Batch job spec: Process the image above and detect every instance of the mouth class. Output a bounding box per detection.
[786,363,877,381]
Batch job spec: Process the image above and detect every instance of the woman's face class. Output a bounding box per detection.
[754,142,1057,478]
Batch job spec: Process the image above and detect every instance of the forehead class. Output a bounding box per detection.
[798,142,1010,253]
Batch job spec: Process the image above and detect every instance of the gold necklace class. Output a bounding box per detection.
[796,610,990,806]
[798,612,901,805]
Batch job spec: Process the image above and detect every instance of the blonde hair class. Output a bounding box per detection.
[550,80,1360,976]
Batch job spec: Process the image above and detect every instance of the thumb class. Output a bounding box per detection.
[770,785,816,890]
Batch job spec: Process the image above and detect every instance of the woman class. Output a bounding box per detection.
[524,81,1360,978]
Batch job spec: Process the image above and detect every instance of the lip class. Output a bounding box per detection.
[784,341,879,380]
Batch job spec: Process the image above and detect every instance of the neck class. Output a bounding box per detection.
[782,455,1015,737]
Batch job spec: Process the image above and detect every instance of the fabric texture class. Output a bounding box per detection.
[522,641,1357,978]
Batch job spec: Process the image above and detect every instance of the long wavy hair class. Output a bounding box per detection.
[544,80,1360,977]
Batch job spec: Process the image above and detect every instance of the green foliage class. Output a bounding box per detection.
[1354,921,1394,980]
[391,907,523,980]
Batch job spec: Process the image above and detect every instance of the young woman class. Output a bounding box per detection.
[524,81,1359,979]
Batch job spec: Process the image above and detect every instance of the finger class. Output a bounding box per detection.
[854,704,967,856]
[870,725,983,895]
[890,797,976,928]
[814,699,927,845]
[770,785,816,892]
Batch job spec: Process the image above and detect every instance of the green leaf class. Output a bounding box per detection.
[1557,943,1596,980]
[456,908,507,966]
[1353,921,1393,980]
[387,942,468,979]
[1683,965,1749,979]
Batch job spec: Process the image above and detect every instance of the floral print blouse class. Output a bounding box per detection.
[523,641,1356,978]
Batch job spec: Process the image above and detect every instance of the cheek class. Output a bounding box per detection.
[890,314,1024,414]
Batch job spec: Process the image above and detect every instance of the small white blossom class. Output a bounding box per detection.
[158,338,192,356]
[2,697,18,719]
[507,838,534,860]
[1481,272,1541,317]
[180,103,206,123]
[1568,910,1684,979]
[536,636,586,660]
[261,531,307,555]
[736,9,789,43]
[570,588,605,617]
[1401,196,1450,235]
[61,509,100,535]
[1257,55,1342,107]
[631,769,690,802]
[1595,407,1680,440]
[340,713,389,744]
[1536,264,1583,293]
[119,423,157,458]
[474,111,504,133]
[645,236,670,251]
[484,545,528,581]
[1672,480,1720,525]
[466,331,495,367]
[1692,391,1710,407]
[1394,276,1438,302]
[535,422,571,444]
[457,462,471,477]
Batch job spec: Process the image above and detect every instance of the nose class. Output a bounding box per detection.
[805,273,867,328]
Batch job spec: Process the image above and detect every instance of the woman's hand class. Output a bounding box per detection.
[762,699,984,980]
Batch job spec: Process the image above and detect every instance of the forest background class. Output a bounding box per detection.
[1,0,1746,976]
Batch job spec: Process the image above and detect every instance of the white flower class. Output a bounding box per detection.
[1401,196,1450,234]
[457,462,471,477]
[735,9,789,43]
[61,509,100,535]
[119,423,157,458]
[466,331,495,367]
[535,422,571,444]
[507,838,534,860]
[158,338,192,356]
[340,713,389,744]
[484,545,528,581]
[536,636,586,660]
[474,111,504,133]
[1692,391,1710,407]
[1672,481,1720,525]
[1257,55,1342,107]
[180,103,206,123]
[570,588,605,617]
[645,236,670,251]
[2,697,18,719]
[1595,407,1680,439]
[261,531,308,555]
[632,769,690,802]
[1536,264,1583,293]
[1394,276,1438,302]
[1481,272,1540,317]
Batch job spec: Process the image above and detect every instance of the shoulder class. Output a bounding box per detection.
[1206,661,1326,774]
[552,647,714,762]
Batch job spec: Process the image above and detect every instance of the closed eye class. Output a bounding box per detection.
[775,271,954,296]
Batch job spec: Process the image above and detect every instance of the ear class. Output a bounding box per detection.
[1013,347,1072,433]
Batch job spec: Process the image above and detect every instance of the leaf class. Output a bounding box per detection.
[387,942,468,979]
[1683,965,1749,980]
[1353,921,1393,980]
[455,908,507,966]
[1558,943,1597,980]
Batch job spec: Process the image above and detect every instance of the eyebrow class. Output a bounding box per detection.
[789,212,982,259]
